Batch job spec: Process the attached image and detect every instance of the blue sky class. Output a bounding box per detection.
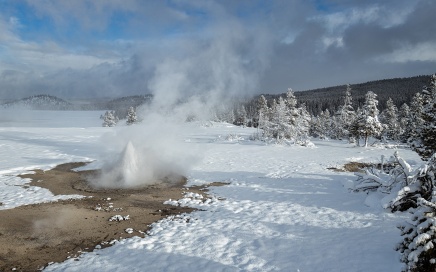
[0,0,435,99]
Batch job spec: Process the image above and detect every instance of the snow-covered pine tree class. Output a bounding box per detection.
[311,109,331,139]
[396,154,436,272]
[256,95,270,138]
[399,103,411,142]
[334,84,356,141]
[270,97,291,141]
[102,111,118,127]
[352,150,436,271]
[126,106,138,125]
[322,109,333,139]
[310,114,322,139]
[350,91,383,147]
[285,88,300,141]
[268,99,278,138]
[294,103,311,144]
[380,97,400,141]
[413,74,436,160]
[286,88,297,108]
[234,105,248,127]
[406,93,426,148]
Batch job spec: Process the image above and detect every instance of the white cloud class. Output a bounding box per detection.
[8,16,22,29]
[0,16,120,75]
[312,2,415,51]
[376,42,436,63]
[313,2,414,33]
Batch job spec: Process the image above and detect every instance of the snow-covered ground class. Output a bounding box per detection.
[0,110,423,271]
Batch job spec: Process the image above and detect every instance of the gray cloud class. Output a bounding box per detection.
[0,0,435,100]
[257,0,436,92]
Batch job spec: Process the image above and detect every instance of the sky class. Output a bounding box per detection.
[0,0,435,100]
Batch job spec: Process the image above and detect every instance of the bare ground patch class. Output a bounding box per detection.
[327,162,374,172]
[0,162,217,271]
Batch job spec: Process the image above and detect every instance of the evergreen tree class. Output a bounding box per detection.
[399,103,411,141]
[406,93,426,146]
[126,106,138,125]
[252,90,311,145]
[352,150,436,271]
[295,103,311,143]
[285,89,300,140]
[284,89,311,144]
[102,111,118,127]
[380,97,400,140]
[256,95,270,137]
[335,84,356,141]
[311,109,331,139]
[286,88,297,108]
[414,74,436,160]
[270,97,290,141]
[396,154,436,271]
[350,91,383,147]
[234,105,248,127]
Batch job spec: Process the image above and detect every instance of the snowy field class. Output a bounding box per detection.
[0,110,423,271]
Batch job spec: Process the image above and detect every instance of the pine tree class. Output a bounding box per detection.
[350,91,383,147]
[335,84,356,141]
[406,93,425,146]
[414,74,436,160]
[102,111,118,127]
[399,103,411,141]
[380,97,400,141]
[256,95,270,137]
[285,89,300,140]
[396,154,436,271]
[295,103,311,143]
[234,105,248,127]
[311,109,331,139]
[126,106,138,125]
[286,88,297,108]
[273,97,292,141]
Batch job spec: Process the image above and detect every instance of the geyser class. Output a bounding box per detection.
[92,140,152,189]
[116,141,141,187]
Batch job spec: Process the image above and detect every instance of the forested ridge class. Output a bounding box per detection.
[263,75,430,116]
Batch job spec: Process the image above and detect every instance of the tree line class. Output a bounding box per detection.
[216,74,435,159]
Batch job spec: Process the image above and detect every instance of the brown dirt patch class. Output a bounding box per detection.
[327,162,373,172]
[0,162,215,271]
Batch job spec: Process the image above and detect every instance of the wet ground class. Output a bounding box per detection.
[0,162,209,271]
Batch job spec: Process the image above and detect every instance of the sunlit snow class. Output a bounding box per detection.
[0,110,423,271]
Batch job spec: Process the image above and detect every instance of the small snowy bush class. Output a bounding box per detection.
[354,152,434,212]
[225,134,244,142]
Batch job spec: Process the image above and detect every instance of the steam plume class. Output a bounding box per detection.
[94,19,271,188]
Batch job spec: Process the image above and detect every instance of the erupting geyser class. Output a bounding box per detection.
[92,117,200,189]
[118,141,140,186]
[92,140,154,189]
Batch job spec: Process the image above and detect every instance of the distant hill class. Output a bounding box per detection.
[1,94,73,110]
[1,94,153,119]
[261,74,432,116]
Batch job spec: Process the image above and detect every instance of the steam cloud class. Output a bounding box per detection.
[92,117,200,188]
[93,19,272,188]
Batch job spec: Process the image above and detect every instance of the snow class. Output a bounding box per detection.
[0,110,424,271]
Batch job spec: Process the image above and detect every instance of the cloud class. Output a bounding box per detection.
[257,0,436,92]
[376,42,436,63]
[0,0,435,99]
